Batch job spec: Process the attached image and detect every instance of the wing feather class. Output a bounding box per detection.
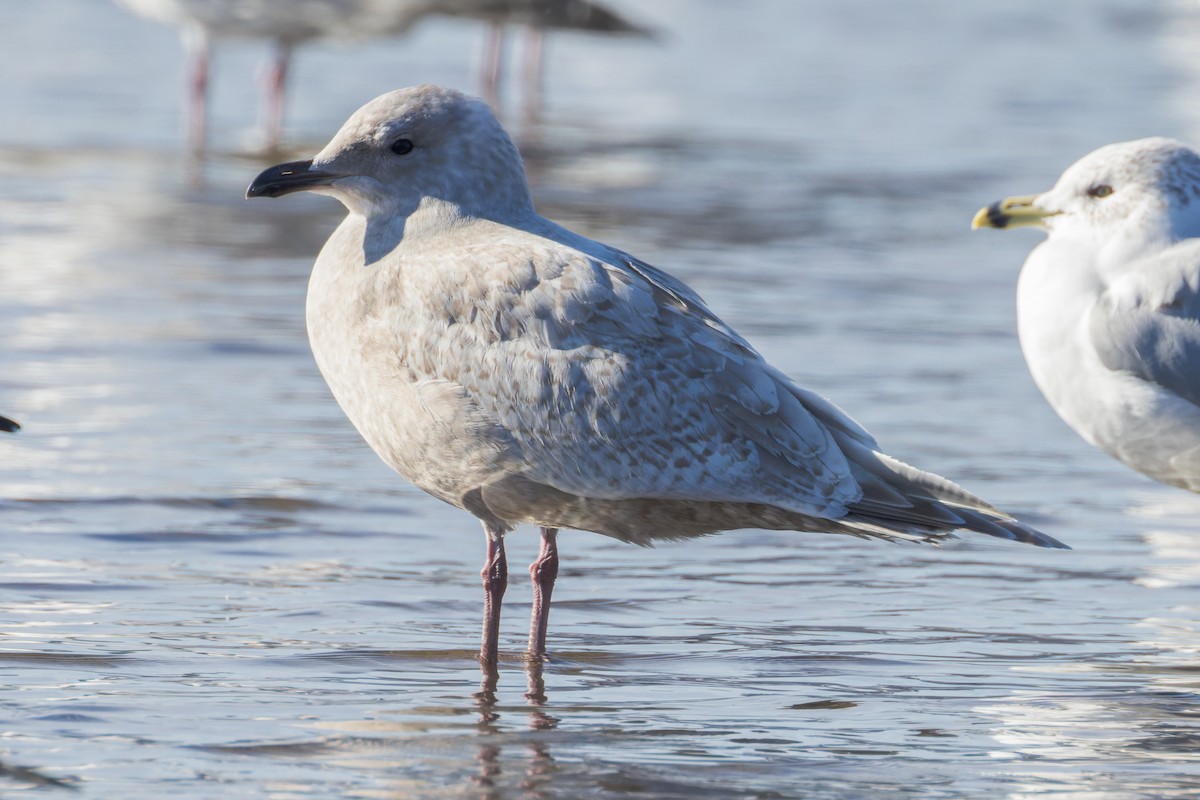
[1090,240,1200,409]
[421,245,864,517]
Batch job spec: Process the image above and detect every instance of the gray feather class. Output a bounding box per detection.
[1091,241,1200,410]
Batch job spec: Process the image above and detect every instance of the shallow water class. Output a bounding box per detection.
[4,0,1200,797]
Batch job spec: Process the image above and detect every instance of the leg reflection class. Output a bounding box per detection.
[523,659,559,793]
[472,646,561,795]
[475,659,500,725]
[473,660,502,792]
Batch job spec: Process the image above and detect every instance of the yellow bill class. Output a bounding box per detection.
[971,193,1059,230]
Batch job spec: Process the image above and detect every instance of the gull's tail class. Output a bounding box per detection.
[839,440,1067,549]
[774,382,1066,549]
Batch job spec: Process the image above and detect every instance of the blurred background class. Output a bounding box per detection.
[4,1,1200,797]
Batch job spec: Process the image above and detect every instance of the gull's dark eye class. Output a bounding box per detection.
[1087,184,1114,199]
[390,138,414,155]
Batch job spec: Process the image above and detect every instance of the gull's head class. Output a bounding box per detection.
[246,85,534,224]
[973,137,1200,245]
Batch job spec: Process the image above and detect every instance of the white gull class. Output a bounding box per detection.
[974,137,1200,493]
[248,85,1066,665]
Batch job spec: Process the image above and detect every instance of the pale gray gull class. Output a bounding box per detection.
[247,85,1066,665]
[974,137,1200,493]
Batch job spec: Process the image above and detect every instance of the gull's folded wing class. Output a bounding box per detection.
[1090,240,1200,409]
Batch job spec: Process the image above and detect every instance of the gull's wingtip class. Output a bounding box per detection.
[984,513,1070,551]
[1031,530,1071,550]
[950,506,1069,549]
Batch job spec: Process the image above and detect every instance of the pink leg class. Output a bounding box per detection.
[480,21,506,110]
[184,32,211,154]
[261,40,292,151]
[480,525,508,665]
[521,27,545,129]
[526,527,558,660]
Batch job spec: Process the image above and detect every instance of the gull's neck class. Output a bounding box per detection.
[354,195,542,262]
[1048,212,1175,284]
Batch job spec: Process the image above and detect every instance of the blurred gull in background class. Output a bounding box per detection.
[399,0,656,123]
[115,0,425,152]
[114,0,654,153]
[975,137,1200,493]
[248,85,1066,667]
[0,415,18,433]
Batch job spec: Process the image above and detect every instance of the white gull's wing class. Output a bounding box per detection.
[1090,239,1200,410]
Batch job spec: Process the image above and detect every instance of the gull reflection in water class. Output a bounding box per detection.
[974,489,1200,797]
[473,660,559,797]
[1126,490,1200,591]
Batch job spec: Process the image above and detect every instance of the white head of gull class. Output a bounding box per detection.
[249,84,1066,666]
[974,137,1200,492]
